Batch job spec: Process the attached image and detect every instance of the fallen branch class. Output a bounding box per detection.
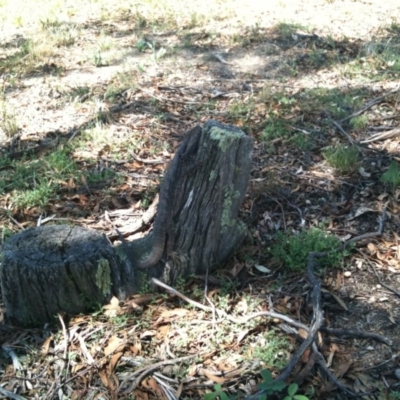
[329,117,356,146]
[360,128,400,144]
[118,354,198,394]
[339,84,400,124]
[321,327,391,345]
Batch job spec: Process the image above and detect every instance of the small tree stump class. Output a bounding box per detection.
[1,226,125,326]
[1,121,253,327]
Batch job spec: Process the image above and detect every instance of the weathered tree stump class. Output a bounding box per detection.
[1,120,253,327]
[1,226,124,326]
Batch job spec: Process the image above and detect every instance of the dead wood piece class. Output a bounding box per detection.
[360,128,400,144]
[321,327,391,346]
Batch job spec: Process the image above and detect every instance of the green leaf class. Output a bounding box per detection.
[288,383,298,396]
[204,384,224,400]
[260,369,273,383]
[272,381,287,392]
[294,395,309,400]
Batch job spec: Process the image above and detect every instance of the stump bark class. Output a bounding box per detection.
[1,120,253,327]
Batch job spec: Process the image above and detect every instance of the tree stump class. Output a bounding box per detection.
[1,120,253,327]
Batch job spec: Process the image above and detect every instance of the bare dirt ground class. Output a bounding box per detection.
[1,0,400,399]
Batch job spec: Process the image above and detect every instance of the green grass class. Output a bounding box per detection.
[273,22,309,39]
[323,145,360,174]
[0,147,120,209]
[299,87,365,119]
[269,228,347,271]
[288,132,315,151]
[0,101,20,137]
[350,114,368,130]
[341,24,400,81]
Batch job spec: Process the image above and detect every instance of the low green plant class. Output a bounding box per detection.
[251,330,290,369]
[0,226,13,241]
[69,86,91,102]
[261,116,291,142]
[270,228,346,271]
[390,390,400,400]
[203,370,310,400]
[288,133,315,151]
[380,160,400,191]
[323,145,360,174]
[136,38,148,52]
[227,99,255,123]
[257,370,309,400]
[308,49,329,68]
[363,38,400,75]
[204,384,240,400]
[257,369,287,398]
[12,181,54,209]
[284,383,309,400]
[93,50,105,67]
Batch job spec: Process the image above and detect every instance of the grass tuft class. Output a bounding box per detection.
[323,145,360,174]
[0,101,20,137]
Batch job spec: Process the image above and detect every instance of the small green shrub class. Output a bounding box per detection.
[381,160,400,191]
[323,145,359,174]
[270,228,345,271]
[261,117,291,142]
